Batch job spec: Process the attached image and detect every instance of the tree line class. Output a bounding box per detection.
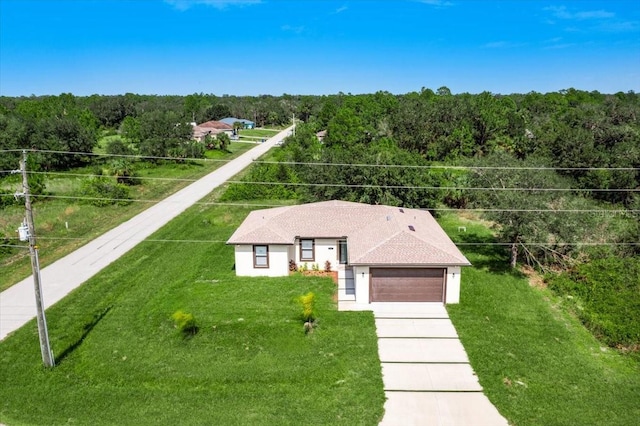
[1,88,639,268]
[221,88,639,269]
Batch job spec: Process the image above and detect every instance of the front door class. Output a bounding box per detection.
[338,240,348,264]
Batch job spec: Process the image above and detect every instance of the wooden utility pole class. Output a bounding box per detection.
[20,150,55,367]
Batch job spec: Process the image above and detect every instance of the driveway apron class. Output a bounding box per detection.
[372,302,509,426]
[0,128,293,341]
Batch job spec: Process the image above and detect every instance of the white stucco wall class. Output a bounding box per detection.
[353,265,371,304]
[445,266,462,304]
[293,238,340,271]
[234,244,290,277]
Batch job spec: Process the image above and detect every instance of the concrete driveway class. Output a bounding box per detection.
[372,303,509,426]
[0,126,293,341]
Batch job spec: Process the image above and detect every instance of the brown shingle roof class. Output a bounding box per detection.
[197,120,233,130]
[227,201,470,266]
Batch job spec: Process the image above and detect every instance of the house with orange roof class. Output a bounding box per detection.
[192,120,233,141]
[227,200,471,307]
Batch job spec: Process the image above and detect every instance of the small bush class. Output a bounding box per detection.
[171,310,198,337]
[311,263,319,271]
[105,138,134,156]
[298,292,316,334]
[324,261,332,272]
[289,259,298,272]
[79,176,131,206]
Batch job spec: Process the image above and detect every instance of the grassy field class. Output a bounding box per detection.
[440,213,640,426]
[3,189,639,425]
[0,202,385,425]
[237,128,282,141]
[0,143,252,291]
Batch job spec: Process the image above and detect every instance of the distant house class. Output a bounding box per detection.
[220,117,255,129]
[316,130,327,142]
[227,200,471,307]
[192,120,234,141]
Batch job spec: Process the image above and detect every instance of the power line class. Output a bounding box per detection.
[4,172,639,193]
[225,180,640,192]
[3,239,637,247]
[0,193,637,214]
[0,149,232,163]
[2,148,639,171]
[253,160,640,172]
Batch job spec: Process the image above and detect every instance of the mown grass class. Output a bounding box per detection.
[439,213,640,426]
[0,202,385,425]
[0,143,252,291]
[239,128,281,138]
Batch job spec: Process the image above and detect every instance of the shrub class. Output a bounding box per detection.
[312,263,319,271]
[288,259,298,272]
[324,261,332,272]
[298,292,316,334]
[171,310,198,337]
[79,176,131,206]
[105,138,134,156]
[107,159,139,185]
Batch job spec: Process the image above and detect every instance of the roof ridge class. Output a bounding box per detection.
[350,230,404,263]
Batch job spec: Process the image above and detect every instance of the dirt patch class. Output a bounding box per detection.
[64,206,78,216]
[521,265,547,289]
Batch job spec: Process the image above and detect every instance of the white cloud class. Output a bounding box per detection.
[544,5,614,20]
[335,5,348,14]
[281,24,304,34]
[418,0,454,7]
[481,41,526,49]
[165,0,262,11]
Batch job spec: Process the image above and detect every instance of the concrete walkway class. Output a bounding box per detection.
[0,127,293,341]
[371,303,509,426]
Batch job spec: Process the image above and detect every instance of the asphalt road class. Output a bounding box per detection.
[0,126,293,341]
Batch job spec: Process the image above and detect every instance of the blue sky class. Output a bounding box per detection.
[1,0,638,96]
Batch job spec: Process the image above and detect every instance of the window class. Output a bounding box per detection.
[253,245,269,268]
[338,240,348,264]
[300,239,315,261]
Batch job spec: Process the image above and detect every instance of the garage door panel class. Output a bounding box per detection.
[371,268,444,302]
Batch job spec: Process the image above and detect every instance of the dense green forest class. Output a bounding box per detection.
[1,88,639,354]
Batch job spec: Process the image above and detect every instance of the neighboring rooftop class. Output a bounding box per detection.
[197,120,233,130]
[220,117,255,126]
[227,200,470,266]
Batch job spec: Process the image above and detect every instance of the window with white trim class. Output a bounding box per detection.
[253,245,269,268]
[300,239,315,261]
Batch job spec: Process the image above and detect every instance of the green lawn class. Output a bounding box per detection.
[237,128,282,142]
[0,143,252,291]
[440,213,640,426]
[3,199,639,425]
[0,202,385,425]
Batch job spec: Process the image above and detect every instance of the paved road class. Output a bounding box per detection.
[364,303,509,426]
[0,127,293,341]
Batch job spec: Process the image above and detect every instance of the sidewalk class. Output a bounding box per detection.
[0,126,292,341]
[368,303,509,426]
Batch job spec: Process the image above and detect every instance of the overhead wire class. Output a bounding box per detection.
[1,148,639,171]
[0,193,638,215]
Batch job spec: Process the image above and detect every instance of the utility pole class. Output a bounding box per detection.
[19,150,55,367]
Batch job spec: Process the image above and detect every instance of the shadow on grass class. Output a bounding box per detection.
[456,231,525,277]
[55,306,112,364]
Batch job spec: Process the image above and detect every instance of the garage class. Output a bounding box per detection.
[370,268,445,302]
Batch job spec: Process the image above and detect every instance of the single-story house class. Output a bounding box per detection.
[226,200,471,307]
[192,120,234,141]
[220,117,256,129]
